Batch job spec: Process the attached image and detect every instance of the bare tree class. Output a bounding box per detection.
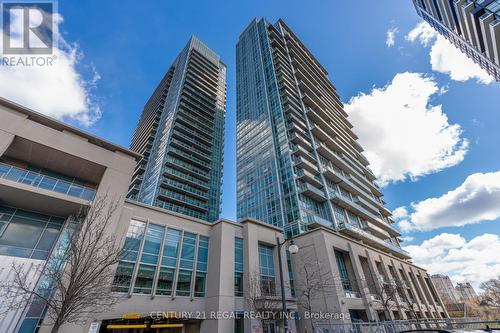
[0,196,125,333]
[480,276,500,308]
[364,265,399,321]
[292,255,338,332]
[245,269,283,330]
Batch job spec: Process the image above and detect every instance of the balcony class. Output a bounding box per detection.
[330,192,374,221]
[297,182,326,202]
[292,156,318,175]
[167,147,211,171]
[353,195,379,215]
[128,184,140,196]
[0,162,96,201]
[296,168,323,188]
[130,174,143,185]
[290,144,316,165]
[157,188,208,212]
[304,212,333,228]
[337,223,410,259]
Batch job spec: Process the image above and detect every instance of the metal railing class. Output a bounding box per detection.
[0,162,96,201]
[313,318,500,333]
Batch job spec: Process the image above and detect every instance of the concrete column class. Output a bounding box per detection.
[420,273,441,316]
[201,222,236,333]
[347,244,377,320]
[491,20,500,66]
[408,267,433,317]
[397,262,422,319]
[379,258,405,320]
[365,251,392,320]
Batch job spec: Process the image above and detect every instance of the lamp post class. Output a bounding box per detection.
[276,237,299,333]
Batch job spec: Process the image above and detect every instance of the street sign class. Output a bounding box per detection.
[88,322,100,333]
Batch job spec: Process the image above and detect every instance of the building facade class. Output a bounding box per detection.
[128,36,226,222]
[412,0,500,81]
[236,18,404,255]
[235,18,449,331]
[0,98,447,333]
[431,274,461,304]
[291,226,448,332]
[455,282,477,302]
[0,98,139,333]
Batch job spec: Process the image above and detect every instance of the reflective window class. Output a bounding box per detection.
[235,237,244,296]
[176,270,192,296]
[0,206,65,260]
[259,244,275,296]
[112,220,210,298]
[156,267,175,295]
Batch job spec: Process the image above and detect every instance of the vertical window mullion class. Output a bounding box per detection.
[151,224,168,297]
[129,220,149,297]
[171,230,185,299]
[190,234,200,300]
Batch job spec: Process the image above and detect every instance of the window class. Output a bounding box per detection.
[234,313,244,333]
[112,220,209,298]
[259,244,275,296]
[134,264,156,294]
[194,272,206,297]
[161,228,181,267]
[287,250,295,297]
[112,261,135,293]
[176,270,192,296]
[335,250,353,292]
[179,232,196,269]
[234,237,244,296]
[156,267,175,295]
[176,232,196,297]
[195,235,209,297]
[0,206,65,260]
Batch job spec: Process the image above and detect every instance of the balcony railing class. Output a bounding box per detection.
[337,222,410,259]
[0,162,96,201]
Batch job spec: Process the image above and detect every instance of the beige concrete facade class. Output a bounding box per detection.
[290,226,448,332]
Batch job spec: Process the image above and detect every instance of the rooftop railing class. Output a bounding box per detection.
[0,162,96,201]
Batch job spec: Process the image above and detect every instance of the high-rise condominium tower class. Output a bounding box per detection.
[236,18,405,257]
[413,0,500,81]
[128,36,226,222]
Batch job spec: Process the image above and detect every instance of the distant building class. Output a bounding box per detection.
[431,274,460,304]
[412,0,500,81]
[128,36,226,223]
[456,282,478,301]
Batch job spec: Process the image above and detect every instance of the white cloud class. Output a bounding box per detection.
[406,21,493,84]
[0,11,101,126]
[386,27,398,47]
[392,206,408,219]
[345,72,468,186]
[400,235,415,243]
[395,171,500,231]
[404,233,500,288]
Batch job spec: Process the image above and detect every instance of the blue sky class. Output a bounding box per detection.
[2,0,499,287]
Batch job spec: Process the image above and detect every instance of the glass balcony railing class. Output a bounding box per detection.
[0,162,96,201]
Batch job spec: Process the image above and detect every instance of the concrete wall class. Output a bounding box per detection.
[291,226,448,332]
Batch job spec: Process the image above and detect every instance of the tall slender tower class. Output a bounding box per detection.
[236,18,406,258]
[129,36,226,222]
[412,0,500,81]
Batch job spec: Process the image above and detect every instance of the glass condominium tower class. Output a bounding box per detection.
[128,36,226,222]
[413,0,500,81]
[236,18,402,250]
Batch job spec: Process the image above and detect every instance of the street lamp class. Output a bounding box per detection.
[276,237,299,333]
